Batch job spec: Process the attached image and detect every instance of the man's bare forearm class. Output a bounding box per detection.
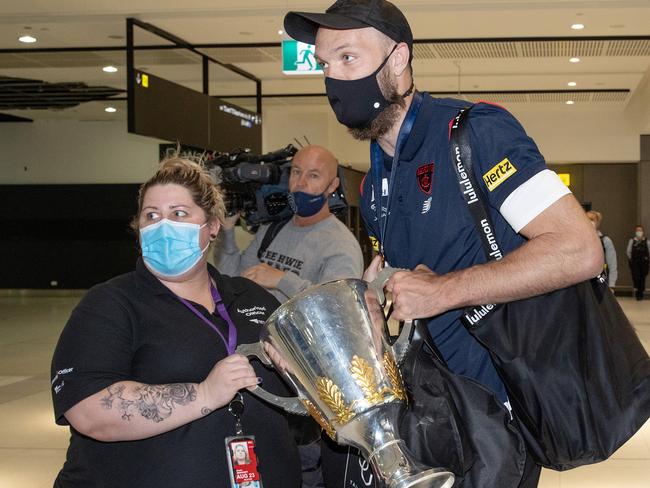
[386,195,603,320]
[441,229,602,311]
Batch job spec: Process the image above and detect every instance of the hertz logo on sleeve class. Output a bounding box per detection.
[482,158,517,191]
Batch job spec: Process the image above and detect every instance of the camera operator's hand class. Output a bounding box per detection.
[242,263,284,289]
[221,212,240,230]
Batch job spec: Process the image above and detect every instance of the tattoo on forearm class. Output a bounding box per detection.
[100,383,197,422]
[201,407,212,416]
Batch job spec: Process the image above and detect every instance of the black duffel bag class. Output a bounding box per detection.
[398,330,534,487]
[463,276,650,470]
[449,106,650,470]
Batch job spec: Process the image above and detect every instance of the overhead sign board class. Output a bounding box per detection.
[282,39,323,75]
[131,70,261,153]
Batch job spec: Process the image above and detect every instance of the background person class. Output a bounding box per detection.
[586,210,618,289]
[214,144,363,302]
[627,225,650,300]
[284,1,603,486]
[50,157,300,488]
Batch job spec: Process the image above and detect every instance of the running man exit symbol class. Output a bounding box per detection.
[282,39,323,75]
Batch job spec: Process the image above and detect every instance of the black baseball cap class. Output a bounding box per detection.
[284,0,413,55]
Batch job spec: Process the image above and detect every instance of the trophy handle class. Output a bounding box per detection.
[368,266,400,305]
[368,267,417,365]
[235,342,310,416]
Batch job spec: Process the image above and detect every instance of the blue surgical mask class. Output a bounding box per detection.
[140,219,209,277]
[288,191,327,217]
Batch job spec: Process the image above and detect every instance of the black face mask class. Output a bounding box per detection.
[325,45,397,129]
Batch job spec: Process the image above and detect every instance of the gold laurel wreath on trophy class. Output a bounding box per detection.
[302,398,337,440]
[308,353,407,438]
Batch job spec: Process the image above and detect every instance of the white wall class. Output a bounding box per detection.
[511,107,641,164]
[0,99,647,186]
[0,119,160,184]
[261,102,645,172]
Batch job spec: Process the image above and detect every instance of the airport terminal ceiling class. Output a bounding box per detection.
[0,0,648,159]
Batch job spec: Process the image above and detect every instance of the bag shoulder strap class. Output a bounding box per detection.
[448,107,503,262]
[448,108,506,327]
[256,218,291,260]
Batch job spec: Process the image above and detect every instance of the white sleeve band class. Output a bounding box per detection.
[499,169,572,233]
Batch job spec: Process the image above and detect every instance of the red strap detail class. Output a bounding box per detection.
[448,117,455,140]
[360,174,366,196]
[476,99,508,111]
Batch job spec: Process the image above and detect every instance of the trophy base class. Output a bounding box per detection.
[396,468,455,488]
[365,436,455,488]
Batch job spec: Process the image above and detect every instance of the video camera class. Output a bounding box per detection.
[205,144,348,229]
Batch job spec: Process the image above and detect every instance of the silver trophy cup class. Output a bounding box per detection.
[237,272,454,488]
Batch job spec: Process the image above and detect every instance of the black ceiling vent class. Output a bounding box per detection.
[0,76,124,110]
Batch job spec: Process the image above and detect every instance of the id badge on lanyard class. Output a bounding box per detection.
[225,393,264,488]
[225,436,263,488]
[176,283,262,486]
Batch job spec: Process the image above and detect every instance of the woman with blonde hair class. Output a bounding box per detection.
[51,157,300,488]
[586,210,618,290]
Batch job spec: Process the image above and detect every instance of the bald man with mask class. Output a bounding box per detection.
[214,145,363,488]
[214,144,363,303]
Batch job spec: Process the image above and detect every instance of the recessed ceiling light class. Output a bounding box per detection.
[105,107,117,113]
[102,65,118,73]
[18,35,37,43]
[571,23,585,30]
[566,100,575,105]
[567,81,577,87]
[569,57,581,63]
[278,29,284,35]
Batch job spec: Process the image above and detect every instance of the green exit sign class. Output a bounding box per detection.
[282,39,323,75]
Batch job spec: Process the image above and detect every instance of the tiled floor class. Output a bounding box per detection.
[0,293,648,487]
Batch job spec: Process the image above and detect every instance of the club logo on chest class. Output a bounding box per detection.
[416,162,434,195]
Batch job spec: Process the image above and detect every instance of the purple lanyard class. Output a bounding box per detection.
[176,282,237,355]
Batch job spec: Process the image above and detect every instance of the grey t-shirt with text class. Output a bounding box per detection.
[214,215,364,303]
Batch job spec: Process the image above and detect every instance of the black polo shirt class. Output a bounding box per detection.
[51,259,301,488]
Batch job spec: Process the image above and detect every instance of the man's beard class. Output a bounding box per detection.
[348,67,407,141]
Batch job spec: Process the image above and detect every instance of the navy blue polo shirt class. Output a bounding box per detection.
[360,93,547,401]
